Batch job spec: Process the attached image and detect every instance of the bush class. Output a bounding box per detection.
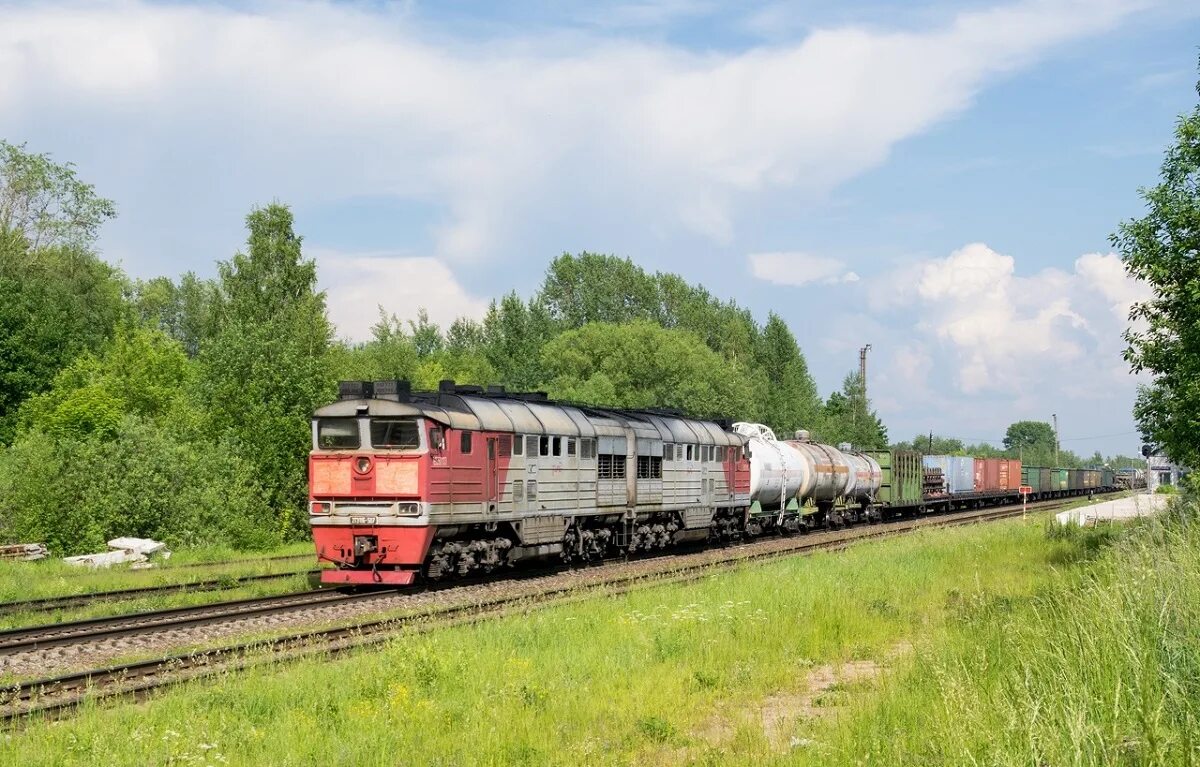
[0,417,278,554]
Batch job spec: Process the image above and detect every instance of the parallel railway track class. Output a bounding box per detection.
[0,496,1095,724]
[0,569,319,618]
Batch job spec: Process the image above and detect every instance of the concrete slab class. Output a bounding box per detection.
[1055,493,1170,526]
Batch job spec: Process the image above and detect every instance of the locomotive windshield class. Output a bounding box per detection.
[316,418,360,449]
[370,418,421,449]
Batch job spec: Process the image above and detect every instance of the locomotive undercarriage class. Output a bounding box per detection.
[423,528,515,581]
[560,512,685,564]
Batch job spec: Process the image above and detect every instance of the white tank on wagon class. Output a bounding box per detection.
[734,424,881,510]
[733,423,811,508]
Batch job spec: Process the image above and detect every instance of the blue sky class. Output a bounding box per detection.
[1,0,1197,456]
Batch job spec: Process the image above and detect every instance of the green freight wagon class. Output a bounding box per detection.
[1051,469,1069,492]
[867,450,923,511]
[1022,466,1052,493]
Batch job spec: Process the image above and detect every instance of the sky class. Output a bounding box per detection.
[2,0,1197,458]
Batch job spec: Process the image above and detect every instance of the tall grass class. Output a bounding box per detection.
[805,501,1200,766]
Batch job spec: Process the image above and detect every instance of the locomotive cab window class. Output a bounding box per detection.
[460,431,473,454]
[370,418,420,449]
[316,419,360,449]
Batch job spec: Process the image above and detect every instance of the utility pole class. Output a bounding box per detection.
[859,344,871,405]
[1052,413,1059,467]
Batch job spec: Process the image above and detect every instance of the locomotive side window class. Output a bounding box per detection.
[552,437,562,457]
[370,419,420,449]
[513,435,524,455]
[580,438,596,459]
[526,435,538,456]
[317,419,360,449]
[539,436,550,456]
[566,438,576,456]
[686,445,694,462]
[460,431,473,454]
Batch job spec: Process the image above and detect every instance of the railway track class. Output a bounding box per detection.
[0,497,1086,724]
[0,569,319,618]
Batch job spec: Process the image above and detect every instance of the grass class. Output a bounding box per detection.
[0,541,313,600]
[0,542,316,630]
[0,511,1114,766]
[794,500,1200,766]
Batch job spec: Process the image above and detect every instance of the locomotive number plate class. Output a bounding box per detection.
[350,516,377,526]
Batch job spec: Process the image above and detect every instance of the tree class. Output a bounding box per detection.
[482,292,556,390]
[0,140,116,251]
[754,312,822,435]
[1003,421,1056,453]
[818,372,888,449]
[892,434,965,454]
[130,272,218,357]
[0,142,125,441]
[18,324,192,439]
[196,204,332,537]
[1115,69,1200,468]
[541,321,756,418]
[538,252,661,328]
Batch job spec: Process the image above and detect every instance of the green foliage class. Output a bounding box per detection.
[129,272,218,357]
[19,324,192,439]
[0,419,274,554]
[195,204,333,538]
[818,372,888,449]
[0,139,116,251]
[893,433,966,454]
[542,321,756,418]
[753,312,823,434]
[1003,420,1056,452]
[1115,71,1200,467]
[0,240,126,442]
[482,292,556,391]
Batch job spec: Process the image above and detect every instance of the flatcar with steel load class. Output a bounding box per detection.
[308,381,1123,585]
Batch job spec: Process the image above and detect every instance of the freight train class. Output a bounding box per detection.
[309,380,1120,585]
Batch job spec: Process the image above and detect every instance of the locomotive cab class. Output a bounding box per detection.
[310,399,439,585]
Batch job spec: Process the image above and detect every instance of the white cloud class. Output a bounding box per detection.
[0,0,1156,276]
[748,251,860,286]
[875,242,1145,395]
[315,249,489,342]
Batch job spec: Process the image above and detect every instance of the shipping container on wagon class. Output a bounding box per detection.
[975,457,1021,492]
[1051,468,1069,492]
[869,450,923,507]
[923,455,975,494]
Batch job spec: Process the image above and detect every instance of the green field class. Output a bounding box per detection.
[6,507,1185,766]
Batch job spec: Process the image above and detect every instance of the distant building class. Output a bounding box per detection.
[1146,455,1185,492]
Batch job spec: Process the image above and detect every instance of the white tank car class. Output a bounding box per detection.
[784,433,853,505]
[840,444,883,504]
[734,424,881,511]
[732,423,810,509]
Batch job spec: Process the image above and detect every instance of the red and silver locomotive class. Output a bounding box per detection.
[309,380,751,585]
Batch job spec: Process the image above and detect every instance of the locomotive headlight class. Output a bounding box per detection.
[310,501,331,515]
[355,457,372,474]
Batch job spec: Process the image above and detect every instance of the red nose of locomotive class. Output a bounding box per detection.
[309,386,436,586]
